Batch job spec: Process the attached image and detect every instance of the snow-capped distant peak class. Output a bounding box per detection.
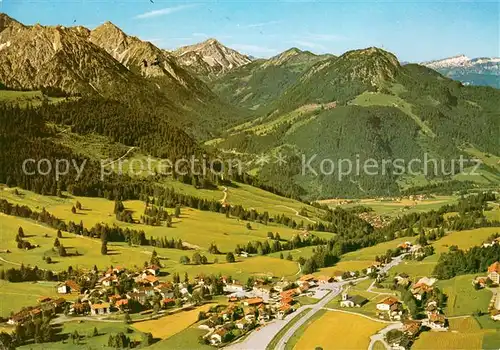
[423,55,471,69]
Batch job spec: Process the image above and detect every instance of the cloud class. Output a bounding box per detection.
[231,44,279,56]
[135,4,196,19]
[192,32,209,38]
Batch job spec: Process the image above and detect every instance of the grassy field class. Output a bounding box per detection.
[437,274,492,317]
[291,310,385,350]
[412,317,499,350]
[0,90,68,107]
[432,227,500,255]
[0,280,61,317]
[133,304,212,339]
[18,320,147,349]
[0,187,330,253]
[342,237,415,261]
[319,195,457,217]
[148,325,212,350]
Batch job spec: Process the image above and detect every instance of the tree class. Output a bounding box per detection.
[226,252,236,263]
[286,252,293,261]
[174,205,181,218]
[101,241,108,255]
[246,223,252,230]
[279,252,284,259]
[179,256,190,265]
[192,252,202,265]
[123,312,132,324]
[92,327,99,337]
[58,245,67,257]
[71,330,80,345]
[76,201,82,210]
[71,206,76,214]
[18,227,24,238]
[267,232,274,239]
[57,230,62,238]
[45,257,52,264]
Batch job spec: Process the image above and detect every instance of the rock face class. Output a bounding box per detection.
[422,55,500,88]
[0,15,209,96]
[173,39,251,77]
[0,15,133,95]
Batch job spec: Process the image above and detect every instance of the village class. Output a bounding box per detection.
[3,236,500,349]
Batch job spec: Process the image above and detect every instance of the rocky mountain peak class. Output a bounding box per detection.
[173,39,251,77]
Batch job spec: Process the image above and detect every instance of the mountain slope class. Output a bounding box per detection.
[422,55,500,88]
[0,15,247,139]
[173,39,251,77]
[210,48,332,114]
[212,47,500,198]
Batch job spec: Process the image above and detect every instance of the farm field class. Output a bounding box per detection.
[0,90,68,106]
[18,320,148,349]
[315,260,375,276]
[437,274,492,317]
[133,304,212,339]
[267,309,310,350]
[0,280,61,318]
[291,310,386,350]
[390,258,438,280]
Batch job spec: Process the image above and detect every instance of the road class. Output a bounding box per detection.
[275,205,317,224]
[226,253,407,350]
[368,322,403,350]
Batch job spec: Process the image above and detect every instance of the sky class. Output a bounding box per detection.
[1,0,498,61]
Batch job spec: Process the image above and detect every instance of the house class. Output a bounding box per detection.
[277,303,292,319]
[253,285,273,299]
[90,302,110,315]
[376,297,401,312]
[488,262,500,284]
[127,292,148,305]
[224,283,245,293]
[145,265,161,276]
[274,280,291,292]
[244,297,263,307]
[99,275,118,287]
[161,298,175,308]
[298,274,316,286]
[317,275,333,284]
[235,318,249,329]
[332,271,344,282]
[142,275,160,286]
[52,297,67,311]
[415,277,437,287]
[403,321,421,337]
[340,293,368,308]
[472,277,487,289]
[115,299,129,309]
[57,280,81,294]
[398,242,413,251]
[425,312,448,330]
[491,310,500,321]
[210,329,227,345]
[411,283,433,301]
[38,296,53,303]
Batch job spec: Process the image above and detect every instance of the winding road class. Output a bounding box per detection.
[275,205,317,224]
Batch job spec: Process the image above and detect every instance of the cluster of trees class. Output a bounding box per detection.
[107,332,131,349]
[0,264,58,283]
[142,203,172,227]
[179,252,209,265]
[433,243,500,280]
[234,234,326,256]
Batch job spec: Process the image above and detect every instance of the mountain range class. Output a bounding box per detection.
[421,55,500,88]
[1,13,499,199]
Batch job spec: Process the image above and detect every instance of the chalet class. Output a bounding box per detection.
[90,302,110,315]
[244,308,256,321]
[488,262,500,284]
[411,283,433,301]
[472,277,487,289]
[52,297,67,311]
[376,297,401,312]
[99,275,118,287]
[340,293,368,308]
[133,286,156,297]
[37,296,52,303]
[297,283,310,294]
[57,280,81,294]
[398,242,413,252]
[141,275,160,286]
[244,297,263,307]
[274,280,291,292]
[161,298,175,308]
[280,289,298,299]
